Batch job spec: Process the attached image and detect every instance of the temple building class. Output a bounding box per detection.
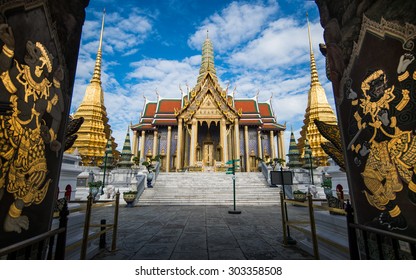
[297,15,338,166]
[131,34,286,172]
[67,11,118,165]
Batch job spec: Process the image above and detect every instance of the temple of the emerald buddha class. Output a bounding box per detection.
[130,34,286,172]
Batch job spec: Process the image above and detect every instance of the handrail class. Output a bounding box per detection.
[0,227,65,257]
[0,201,68,260]
[280,192,348,259]
[349,222,416,244]
[79,190,120,259]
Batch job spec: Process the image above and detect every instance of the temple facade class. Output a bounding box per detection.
[131,35,286,172]
[67,11,118,165]
[297,15,338,166]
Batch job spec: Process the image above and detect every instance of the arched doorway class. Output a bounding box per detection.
[198,121,220,168]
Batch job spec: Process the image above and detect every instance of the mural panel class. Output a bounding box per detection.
[0,0,86,247]
[340,17,416,236]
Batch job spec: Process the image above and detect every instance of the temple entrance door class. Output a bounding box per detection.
[203,142,214,166]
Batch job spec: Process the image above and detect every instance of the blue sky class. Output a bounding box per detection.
[71,0,335,152]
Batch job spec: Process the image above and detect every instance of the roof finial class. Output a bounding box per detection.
[306,11,320,86]
[90,9,106,84]
[206,29,209,39]
[306,12,313,56]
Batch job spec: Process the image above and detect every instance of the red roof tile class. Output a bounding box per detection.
[234,100,257,113]
[143,103,157,117]
[158,99,181,113]
[258,103,272,117]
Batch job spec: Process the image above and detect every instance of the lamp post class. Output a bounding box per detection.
[101,151,108,195]
[304,139,314,185]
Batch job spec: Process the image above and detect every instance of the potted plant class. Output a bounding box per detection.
[321,173,333,198]
[123,190,138,207]
[142,155,160,188]
[88,181,102,202]
[293,190,307,202]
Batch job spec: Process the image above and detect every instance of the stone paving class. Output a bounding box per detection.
[89,205,314,260]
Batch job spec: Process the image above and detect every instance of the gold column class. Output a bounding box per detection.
[220,118,228,163]
[257,130,262,159]
[278,131,285,162]
[184,129,189,167]
[227,128,232,160]
[269,130,275,159]
[166,126,172,172]
[234,119,240,164]
[139,130,145,161]
[132,130,138,157]
[176,118,183,171]
[152,130,158,157]
[244,125,250,172]
[189,118,197,166]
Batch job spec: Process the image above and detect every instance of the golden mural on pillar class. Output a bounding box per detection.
[0,24,63,233]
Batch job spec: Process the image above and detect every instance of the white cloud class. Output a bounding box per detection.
[81,9,153,57]
[229,18,325,70]
[72,2,334,152]
[127,57,200,99]
[188,1,278,53]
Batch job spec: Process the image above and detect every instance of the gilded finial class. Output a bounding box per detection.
[91,10,106,84]
[306,11,320,86]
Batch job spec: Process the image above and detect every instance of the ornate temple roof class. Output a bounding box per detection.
[68,11,118,165]
[132,33,284,132]
[297,14,337,165]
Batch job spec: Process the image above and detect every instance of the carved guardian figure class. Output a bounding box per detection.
[0,23,63,233]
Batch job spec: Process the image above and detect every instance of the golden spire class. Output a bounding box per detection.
[307,12,320,87]
[68,9,117,166]
[297,12,337,167]
[91,9,105,84]
[197,30,218,83]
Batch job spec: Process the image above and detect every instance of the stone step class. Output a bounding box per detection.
[139,172,281,206]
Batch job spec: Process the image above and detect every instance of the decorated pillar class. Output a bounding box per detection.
[269,130,275,159]
[257,129,263,159]
[176,118,183,171]
[316,0,416,238]
[220,118,228,163]
[189,118,197,166]
[152,130,158,157]
[140,130,146,161]
[227,127,233,160]
[0,0,88,247]
[244,126,250,172]
[166,126,172,172]
[131,130,138,157]
[234,119,240,163]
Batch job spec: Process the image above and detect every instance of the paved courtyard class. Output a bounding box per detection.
[89,205,313,260]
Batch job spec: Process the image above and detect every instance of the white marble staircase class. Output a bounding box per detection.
[138,172,281,205]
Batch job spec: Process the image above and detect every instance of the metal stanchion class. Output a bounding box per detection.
[280,191,288,245]
[80,193,93,259]
[307,193,319,259]
[111,191,120,251]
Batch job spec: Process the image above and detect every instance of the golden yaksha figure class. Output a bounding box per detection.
[348,52,416,230]
[0,23,64,233]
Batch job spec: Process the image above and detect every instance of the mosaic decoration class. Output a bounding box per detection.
[248,128,258,156]
[145,134,153,156]
[339,16,416,235]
